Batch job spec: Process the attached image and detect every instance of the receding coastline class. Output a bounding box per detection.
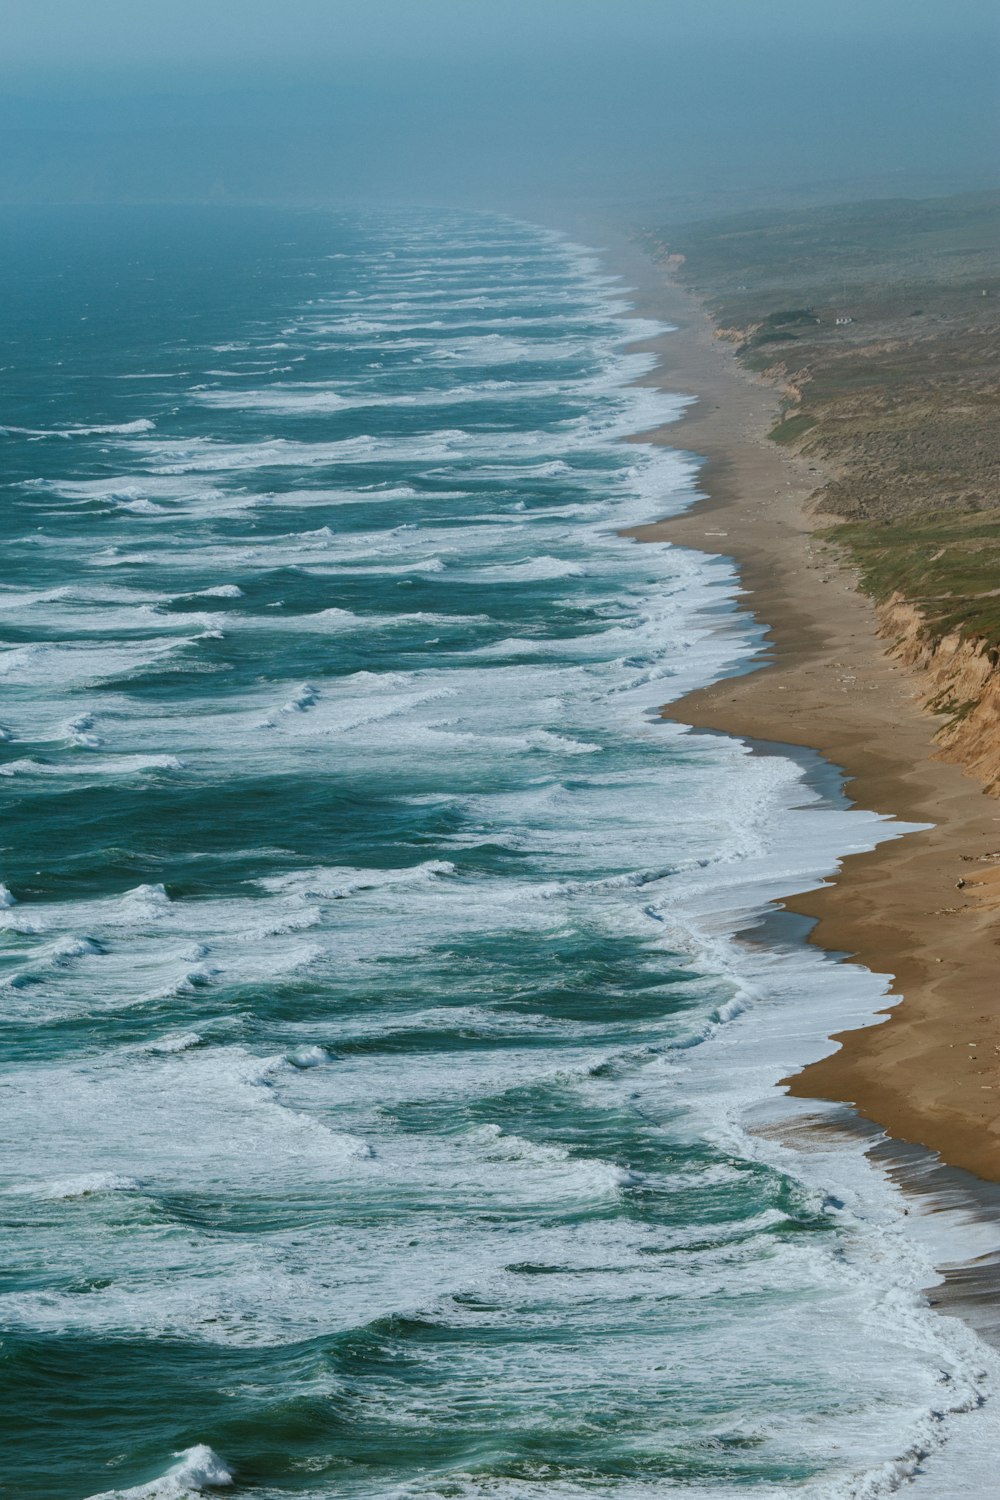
[600,211,1000,1186]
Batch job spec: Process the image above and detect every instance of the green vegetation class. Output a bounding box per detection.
[645,192,1000,327]
[741,327,806,354]
[762,309,820,327]
[768,413,816,444]
[643,190,1000,648]
[829,511,1000,650]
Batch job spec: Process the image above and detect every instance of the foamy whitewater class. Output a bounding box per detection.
[1,204,998,1497]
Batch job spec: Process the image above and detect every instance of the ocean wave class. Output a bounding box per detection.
[2,418,156,438]
[258,859,455,901]
[84,1446,232,1499]
[4,207,996,1498]
[0,754,184,779]
[14,1172,143,1201]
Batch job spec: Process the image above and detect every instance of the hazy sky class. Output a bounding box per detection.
[2,1,997,212]
[5,0,998,71]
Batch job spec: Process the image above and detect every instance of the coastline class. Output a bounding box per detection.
[609,237,1000,1187]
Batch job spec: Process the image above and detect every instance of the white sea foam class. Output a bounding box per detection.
[84,1445,233,1499]
[2,418,155,438]
[258,859,455,900]
[20,1172,143,1201]
[467,555,586,582]
[4,211,998,1497]
[0,636,202,689]
[191,373,642,417]
[0,754,184,779]
[146,1031,203,1055]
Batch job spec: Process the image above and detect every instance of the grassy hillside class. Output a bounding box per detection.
[642,192,1000,648]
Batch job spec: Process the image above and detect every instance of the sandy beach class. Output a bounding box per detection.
[612,244,1000,1186]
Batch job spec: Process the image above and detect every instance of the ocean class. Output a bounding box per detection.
[0,204,996,1499]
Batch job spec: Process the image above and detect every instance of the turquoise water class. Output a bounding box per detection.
[0,205,994,1499]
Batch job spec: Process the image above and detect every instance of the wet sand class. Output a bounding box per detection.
[613,245,1000,1186]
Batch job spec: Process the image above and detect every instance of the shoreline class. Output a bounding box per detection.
[605,235,1000,1187]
